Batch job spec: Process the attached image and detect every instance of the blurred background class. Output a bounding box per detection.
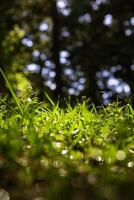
[1,0,134,105]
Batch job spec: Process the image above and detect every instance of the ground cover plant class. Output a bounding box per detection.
[0,91,134,200]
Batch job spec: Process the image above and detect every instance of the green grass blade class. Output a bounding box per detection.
[0,68,22,113]
[127,103,134,115]
[45,92,55,107]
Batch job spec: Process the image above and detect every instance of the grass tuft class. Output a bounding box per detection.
[0,92,134,199]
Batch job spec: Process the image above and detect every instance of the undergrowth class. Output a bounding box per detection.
[0,68,134,200]
[0,91,134,200]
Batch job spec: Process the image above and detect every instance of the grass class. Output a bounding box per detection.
[1,69,134,199]
[0,93,134,200]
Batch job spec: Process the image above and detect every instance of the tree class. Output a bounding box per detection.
[1,0,134,104]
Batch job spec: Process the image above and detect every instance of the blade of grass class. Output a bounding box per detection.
[45,92,55,107]
[0,68,22,113]
[127,103,134,115]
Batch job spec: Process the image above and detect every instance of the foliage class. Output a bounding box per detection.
[1,0,134,104]
[0,90,134,199]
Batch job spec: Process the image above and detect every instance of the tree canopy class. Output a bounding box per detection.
[1,0,134,104]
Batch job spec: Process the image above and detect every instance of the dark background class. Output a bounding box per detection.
[1,0,134,105]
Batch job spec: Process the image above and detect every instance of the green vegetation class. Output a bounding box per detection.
[1,0,134,104]
[0,90,134,199]
[1,1,134,198]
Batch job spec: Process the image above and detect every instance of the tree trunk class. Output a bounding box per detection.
[51,0,63,100]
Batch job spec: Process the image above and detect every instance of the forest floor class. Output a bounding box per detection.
[0,92,134,199]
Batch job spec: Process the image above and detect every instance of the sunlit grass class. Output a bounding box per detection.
[0,68,134,199]
[0,92,134,199]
